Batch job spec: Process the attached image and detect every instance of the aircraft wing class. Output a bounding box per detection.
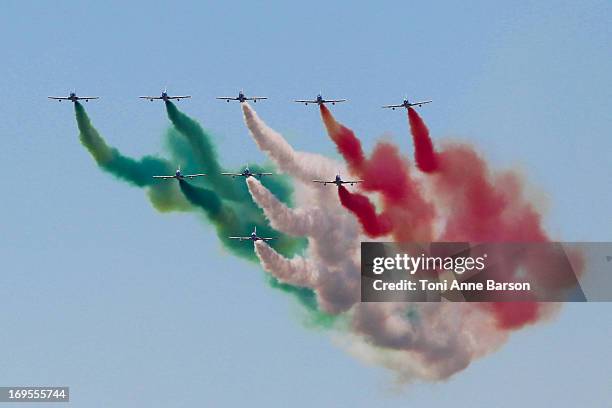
[216,97,237,100]
[221,172,244,177]
[312,180,332,184]
[152,175,175,179]
[294,99,317,103]
[246,97,268,101]
[410,100,432,106]
[167,95,191,100]
[78,97,99,100]
[48,96,70,100]
[341,180,363,184]
[382,104,404,109]
[184,173,206,179]
[140,96,162,100]
[255,172,273,176]
[325,99,347,103]
[228,236,248,240]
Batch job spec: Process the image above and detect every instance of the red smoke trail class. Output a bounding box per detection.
[409,115,549,330]
[362,143,417,204]
[408,107,439,173]
[337,185,392,237]
[487,302,539,330]
[321,105,435,241]
[320,104,366,173]
[323,102,562,329]
[434,145,548,243]
[363,143,435,241]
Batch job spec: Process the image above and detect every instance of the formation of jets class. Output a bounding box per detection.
[53,89,432,245]
[221,166,273,179]
[49,90,432,109]
[229,226,275,242]
[312,174,363,187]
[152,166,206,180]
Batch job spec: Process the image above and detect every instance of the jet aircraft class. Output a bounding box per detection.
[228,226,275,242]
[312,174,363,187]
[221,166,273,179]
[216,90,267,103]
[382,97,432,110]
[294,93,346,106]
[48,92,99,102]
[139,88,191,102]
[152,166,206,180]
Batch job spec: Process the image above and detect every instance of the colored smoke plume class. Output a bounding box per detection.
[75,98,578,384]
[407,107,438,173]
[75,101,321,313]
[244,103,573,381]
[337,185,392,237]
[320,104,435,241]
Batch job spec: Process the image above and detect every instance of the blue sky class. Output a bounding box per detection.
[0,1,610,406]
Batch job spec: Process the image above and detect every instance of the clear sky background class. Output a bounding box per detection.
[0,1,610,407]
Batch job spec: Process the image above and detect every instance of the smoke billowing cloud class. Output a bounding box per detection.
[75,99,570,383]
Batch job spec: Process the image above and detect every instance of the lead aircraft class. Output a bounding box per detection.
[48,92,99,103]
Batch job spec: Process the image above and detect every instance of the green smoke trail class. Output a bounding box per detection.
[165,101,241,201]
[163,101,305,259]
[164,101,295,207]
[75,102,332,321]
[164,101,221,173]
[75,102,190,212]
[179,179,302,260]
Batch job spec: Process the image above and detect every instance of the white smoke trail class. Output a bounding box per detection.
[242,104,363,314]
[255,241,318,288]
[247,178,359,264]
[248,178,360,314]
[242,103,339,183]
[247,177,322,237]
